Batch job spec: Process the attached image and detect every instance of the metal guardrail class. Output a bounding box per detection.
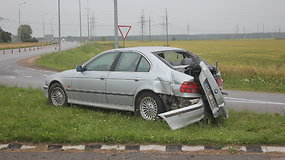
[1,44,58,55]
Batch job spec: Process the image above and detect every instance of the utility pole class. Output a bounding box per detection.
[43,13,48,38]
[149,17,151,41]
[79,0,82,43]
[257,23,259,33]
[58,0,61,52]
[113,0,119,48]
[86,0,90,41]
[140,9,145,41]
[90,13,95,40]
[236,24,239,34]
[187,24,190,40]
[165,8,169,46]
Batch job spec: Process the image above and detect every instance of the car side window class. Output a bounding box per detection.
[115,52,141,72]
[136,56,150,72]
[85,52,118,71]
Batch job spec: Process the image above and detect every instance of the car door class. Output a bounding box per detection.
[71,52,119,105]
[198,61,229,118]
[106,52,151,109]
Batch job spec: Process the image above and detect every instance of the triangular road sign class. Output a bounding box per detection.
[118,25,132,40]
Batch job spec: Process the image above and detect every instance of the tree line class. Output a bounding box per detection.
[0,24,38,43]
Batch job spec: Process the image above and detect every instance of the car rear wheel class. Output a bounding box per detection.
[137,92,165,120]
[48,83,67,106]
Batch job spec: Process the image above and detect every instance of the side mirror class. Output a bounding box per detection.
[76,66,84,72]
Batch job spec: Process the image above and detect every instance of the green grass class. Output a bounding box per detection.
[36,42,113,71]
[37,40,285,93]
[0,85,284,145]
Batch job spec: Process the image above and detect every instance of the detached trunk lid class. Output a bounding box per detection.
[199,61,229,118]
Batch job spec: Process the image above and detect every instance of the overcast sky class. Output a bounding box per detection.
[0,0,284,38]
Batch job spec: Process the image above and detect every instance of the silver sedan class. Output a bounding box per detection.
[43,47,228,129]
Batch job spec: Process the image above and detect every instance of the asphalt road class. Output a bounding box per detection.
[1,151,285,160]
[0,42,79,88]
[0,42,284,115]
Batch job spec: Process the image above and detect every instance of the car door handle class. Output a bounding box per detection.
[134,78,141,82]
[100,77,106,80]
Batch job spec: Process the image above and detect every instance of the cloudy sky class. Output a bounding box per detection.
[0,0,284,37]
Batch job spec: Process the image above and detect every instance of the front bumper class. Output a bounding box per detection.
[158,99,205,130]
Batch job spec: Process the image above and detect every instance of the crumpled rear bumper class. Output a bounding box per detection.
[158,99,205,130]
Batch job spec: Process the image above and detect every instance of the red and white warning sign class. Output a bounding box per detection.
[118,25,132,40]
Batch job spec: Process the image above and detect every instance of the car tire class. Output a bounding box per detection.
[137,92,165,120]
[48,83,67,106]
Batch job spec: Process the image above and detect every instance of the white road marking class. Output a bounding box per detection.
[19,66,56,73]
[225,97,285,105]
[3,76,15,79]
[23,76,33,78]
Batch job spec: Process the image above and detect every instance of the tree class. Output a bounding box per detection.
[17,24,32,42]
[0,27,12,43]
[0,27,2,42]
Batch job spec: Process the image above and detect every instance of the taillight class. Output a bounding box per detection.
[180,81,200,93]
[215,76,223,87]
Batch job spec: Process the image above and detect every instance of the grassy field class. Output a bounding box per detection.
[0,85,284,145]
[37,39,285,93]
[36,43,113,71]
[0,42,50,50]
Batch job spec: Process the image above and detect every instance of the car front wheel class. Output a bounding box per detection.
[137,92,165,120]
[48,83,67,106]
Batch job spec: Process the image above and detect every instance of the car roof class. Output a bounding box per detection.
[108,46,187,54]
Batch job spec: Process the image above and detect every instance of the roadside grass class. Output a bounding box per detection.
[36,42,113,71]
[0,85,284,145]
[37,40,285,93]
[0,42,50,50]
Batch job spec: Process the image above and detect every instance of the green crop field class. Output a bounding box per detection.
[37,39,285,93]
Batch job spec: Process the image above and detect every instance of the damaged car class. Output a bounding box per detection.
[43,47,228,130]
